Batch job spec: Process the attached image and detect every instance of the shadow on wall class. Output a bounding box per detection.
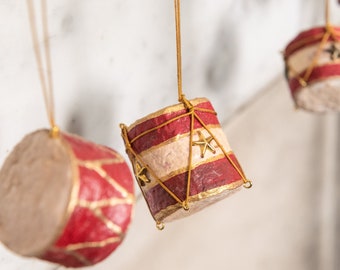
[66,85,115,146]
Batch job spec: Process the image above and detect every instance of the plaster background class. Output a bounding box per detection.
[0,1,339,270]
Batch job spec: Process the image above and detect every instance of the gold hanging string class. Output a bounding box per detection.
[174,0,185,103]
[27,0,59,137]
[325,0,330,29]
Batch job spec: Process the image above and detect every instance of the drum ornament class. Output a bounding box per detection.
[283,0,340,112]
[120,0,252,230]
[0,0,134,267]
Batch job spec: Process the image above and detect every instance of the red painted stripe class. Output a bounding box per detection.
[127,101,220,154]
[62,132,119,160]
[128,100,216,138]
[285,26,340,57]
[289,64,340,94]
[144,153,243,216]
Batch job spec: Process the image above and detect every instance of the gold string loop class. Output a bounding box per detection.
[27,0,59,137]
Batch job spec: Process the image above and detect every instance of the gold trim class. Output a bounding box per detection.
[64,237,121,251]
[80,157,126,165]
[126,97,210,131]
[91,208,122,235]
[154,179,244,222]
[78,198,134,209]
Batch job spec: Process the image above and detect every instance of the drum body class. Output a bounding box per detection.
[121,98,248,225]
[284,26,340,112]
[0,129,134,267]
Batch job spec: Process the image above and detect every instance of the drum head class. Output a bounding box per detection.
[0,129,75,256]
[295,79,340,112]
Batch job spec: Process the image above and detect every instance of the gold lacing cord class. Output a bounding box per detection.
[285,0,340,89]
[27,0,59,138]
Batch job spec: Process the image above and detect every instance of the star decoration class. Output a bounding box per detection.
[134,161,150,186]
[192,131,216,158]
[324,43,340,61]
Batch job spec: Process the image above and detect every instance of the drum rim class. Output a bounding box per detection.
[153,179,244,223]
[125,97,210,132]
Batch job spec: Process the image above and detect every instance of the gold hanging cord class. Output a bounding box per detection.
[285,0,340,88]
[325,0,330,28]
[27,0,59,137]
[175,0,184,102]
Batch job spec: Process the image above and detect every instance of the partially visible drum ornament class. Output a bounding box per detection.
[284,26,340,112]
[121,97,251,229]
[0,129,134,267]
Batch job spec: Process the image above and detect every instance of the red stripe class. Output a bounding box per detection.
[62,133,119,160]
[143,153,243,216]
[285,26,340,57]
[289,64,340,94]
[127,101,220,154]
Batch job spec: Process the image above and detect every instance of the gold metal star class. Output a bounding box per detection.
[192,131,216,158]
[134,161,150,186]
[324,42,340,61]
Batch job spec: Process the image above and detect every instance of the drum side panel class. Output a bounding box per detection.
[40,133,134,267]
[124,98,244,224]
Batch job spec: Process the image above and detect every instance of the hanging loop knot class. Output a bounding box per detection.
[179,94,194,111]
[49,125,60,138]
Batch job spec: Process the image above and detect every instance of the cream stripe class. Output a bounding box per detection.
[139,127,231,185]
[138,124,222,156]
[287,42,339,76]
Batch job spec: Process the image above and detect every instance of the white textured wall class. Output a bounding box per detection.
[0,1,339,269]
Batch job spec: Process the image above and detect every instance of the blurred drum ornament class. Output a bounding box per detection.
[0,129,134,267]
[283,26,340,111]
[120,97,252,229]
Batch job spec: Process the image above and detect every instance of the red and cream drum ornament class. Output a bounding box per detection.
[284,26,340,112]
[0,129,134,267]
[120,97,251,229]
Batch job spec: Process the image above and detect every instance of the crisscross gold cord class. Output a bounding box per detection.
[27,0,59,137]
